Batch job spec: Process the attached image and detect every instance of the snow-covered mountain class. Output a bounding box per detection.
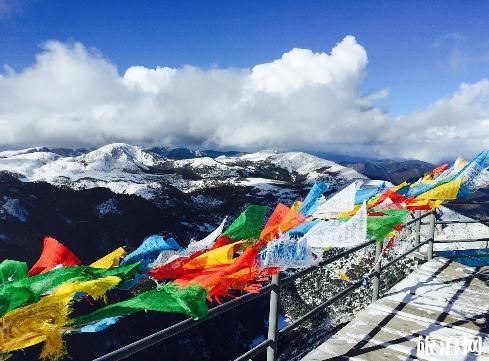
[0,143,375,200]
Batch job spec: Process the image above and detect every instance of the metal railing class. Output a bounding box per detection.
[93,201,489,361]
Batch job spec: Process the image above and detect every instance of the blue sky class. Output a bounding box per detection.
[0,0,488,161]
[1,0,488,115]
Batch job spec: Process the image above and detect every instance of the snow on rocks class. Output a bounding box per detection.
[218,150,367,185]
[96,198,122,217]
[0,144,162,198]
[0,151,61,178]
[0,197,28,223]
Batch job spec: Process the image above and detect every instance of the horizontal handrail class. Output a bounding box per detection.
[445,201,489,205]
[404,211,434,227]
[435,238,489,243]
[434,219,489,225]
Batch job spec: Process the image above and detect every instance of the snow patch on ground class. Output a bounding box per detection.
[96,198,122,216]
[191,195,224,208]
[0,197,27,223]
[431,206,489,250]
[235,178,298,199]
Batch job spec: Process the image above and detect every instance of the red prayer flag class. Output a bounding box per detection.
[211,235,233,250]
[28,236,81,275]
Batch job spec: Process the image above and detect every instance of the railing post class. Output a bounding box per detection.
[427,209,436,261]
[372,240,382,303]
[267,273,280,361]
[413,210,421,247]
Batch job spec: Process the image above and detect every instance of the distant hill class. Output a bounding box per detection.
[146,146,242,160]
[338,158,435,184]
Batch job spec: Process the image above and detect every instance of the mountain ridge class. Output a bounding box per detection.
[0,143,376,199]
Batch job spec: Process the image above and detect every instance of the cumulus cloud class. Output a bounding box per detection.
[0,36,488,162]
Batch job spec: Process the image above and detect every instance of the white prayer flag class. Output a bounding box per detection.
[312,181,361,219]
[303,201,367,249]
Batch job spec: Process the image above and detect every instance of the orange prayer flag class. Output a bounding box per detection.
[260,204,290,241]
[430,163,449,177]
[175,245,263,302]
[260,204,305,242]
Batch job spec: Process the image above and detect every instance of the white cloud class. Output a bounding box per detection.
[0,36,488,162]
[247,35,367,96]
[124,66,176,93]
[381,80,489,161]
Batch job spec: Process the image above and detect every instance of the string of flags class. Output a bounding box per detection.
[0,150,488,360]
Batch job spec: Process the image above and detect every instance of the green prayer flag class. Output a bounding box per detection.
[0,263,140,316]
[222,204,267,241]
[0,260,28,286]
[367,209,408,241]
[74,283,208,326]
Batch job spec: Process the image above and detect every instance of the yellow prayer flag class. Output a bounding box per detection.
[416,178,462,201]
[0,276,120,359]
[184,241,244,270]
[90,247,126,268]
[336,271,350,282]
[408,199,443,210]
[291,200,302,211]
[390,181,408,192]
[336,204,361,218]
[367,196,380,207]
[420,173,433,184]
